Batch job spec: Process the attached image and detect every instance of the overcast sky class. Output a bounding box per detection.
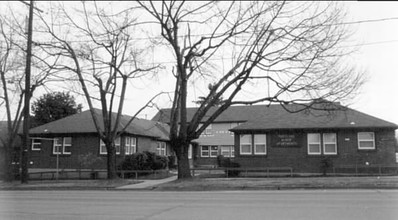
[343,2,398,125]
[1,2,397,126]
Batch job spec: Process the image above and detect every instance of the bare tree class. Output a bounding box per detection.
[36,2,161,179]
[0,8,56,181]
[139,1,365,178]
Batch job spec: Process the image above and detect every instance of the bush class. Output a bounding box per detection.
[117,151,169,172]
[168,155,177,169]
[217,155,241,177]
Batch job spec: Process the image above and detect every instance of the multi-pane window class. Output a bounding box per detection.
[125,137,137,155]
[31,138,42,151]
[240,135,252,155]
[99,137,121,155]
[307,133,321,155]
[221,146,235,157]
[323,133,337,155]
[188,144,192,159]
[358,132,375,150]
[308,133,337,155]
[53,137,72,155]
[210,146,218,157]
[201,146,210,157]
[157,142,167,156]
[254,135,267,155]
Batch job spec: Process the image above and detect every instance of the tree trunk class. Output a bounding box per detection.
[173,140,192,179]
[106,142,117,179]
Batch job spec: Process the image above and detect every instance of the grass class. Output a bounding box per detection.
[154,175,398,191]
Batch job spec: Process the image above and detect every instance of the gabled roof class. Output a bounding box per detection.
[29,109,170,140]
[152,104,398,131]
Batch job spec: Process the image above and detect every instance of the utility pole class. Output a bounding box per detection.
[21,0,34,184]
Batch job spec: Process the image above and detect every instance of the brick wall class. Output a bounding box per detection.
[233,129,397,173]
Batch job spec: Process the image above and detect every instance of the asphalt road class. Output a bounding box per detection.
[1,190,397,220]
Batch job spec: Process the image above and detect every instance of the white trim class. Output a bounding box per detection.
[62,137,72,155]
[53,137,62,155]
[115,137,121,155]
[99,139,107,155]
[307,133,321,155]
[157,142,167,156]
[210,146,218,158]
[221,146,234,158]
[323,133,337,155]
[201,146,210,157]
[125,137,131,155]
[240,134,252,155]
[31,138,41,151]
[254,134,267,155]
[358,132,375,150]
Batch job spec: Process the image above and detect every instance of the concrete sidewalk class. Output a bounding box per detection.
[116,176,178,190]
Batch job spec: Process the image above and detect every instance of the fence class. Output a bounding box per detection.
[191,167,293,178]
[332,165,398,176]
[27,169,170,181]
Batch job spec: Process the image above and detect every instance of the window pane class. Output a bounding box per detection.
[64,137,72,145]
[324,144,336,153]
[115,137,121,145]
[309,144,321,153]
[202,146,209,151]
[125,137,130,146]
[323,133,336,143]
[359,141,374,149]
[254,135,266,143]
[358,132,374,140]
[308,133,320,143]
[240,135,251,143]
[241,144,251,153]
[255,144,266,154]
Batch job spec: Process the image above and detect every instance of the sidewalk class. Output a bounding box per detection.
[116,176,178,190]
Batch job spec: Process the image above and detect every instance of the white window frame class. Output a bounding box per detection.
[115,137,121,155]
[221,146,235,158]
[358,132,375,150]
[307,133,321,155]
[157,142,167,156]
[53,137,62,155]
[254,134,267,155]
[240,134,252,155]
[188,144,192,159]
[323,133,337,155]
[210,146,218,158]
[31,138,41,151]
[201,146,210,157]
[100,137,121,155]
[125,137,131,155]
[62,137,72,155]
[100,139,107,155]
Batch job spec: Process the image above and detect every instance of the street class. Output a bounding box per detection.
[0,190,397,220]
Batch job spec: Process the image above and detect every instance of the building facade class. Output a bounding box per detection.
[28,109,171,171]
[153,103,398,173]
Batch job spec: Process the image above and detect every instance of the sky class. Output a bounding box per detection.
[342,2,398,125]
[1,1,398,126]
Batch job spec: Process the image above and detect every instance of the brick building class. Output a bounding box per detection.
[28,109,171,171]
[153,103,398,173]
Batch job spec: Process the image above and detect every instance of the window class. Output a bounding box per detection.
[210,146,218,157]
[125,137,136,155]
[240,135,252,155]
[63,137,72,154]
[157,142,167,156]
[221,146,235,157]
[31,138,41,151]
[201,146,209,157]
[53,137,72,155]
[99,137,121,155]
[254,134,267,155]
[188,144,192,159]
[115,137,121,155]
[323,133,337,155]
[358,132,375,150]
[307,133,321,155]
[53,137,62,155]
